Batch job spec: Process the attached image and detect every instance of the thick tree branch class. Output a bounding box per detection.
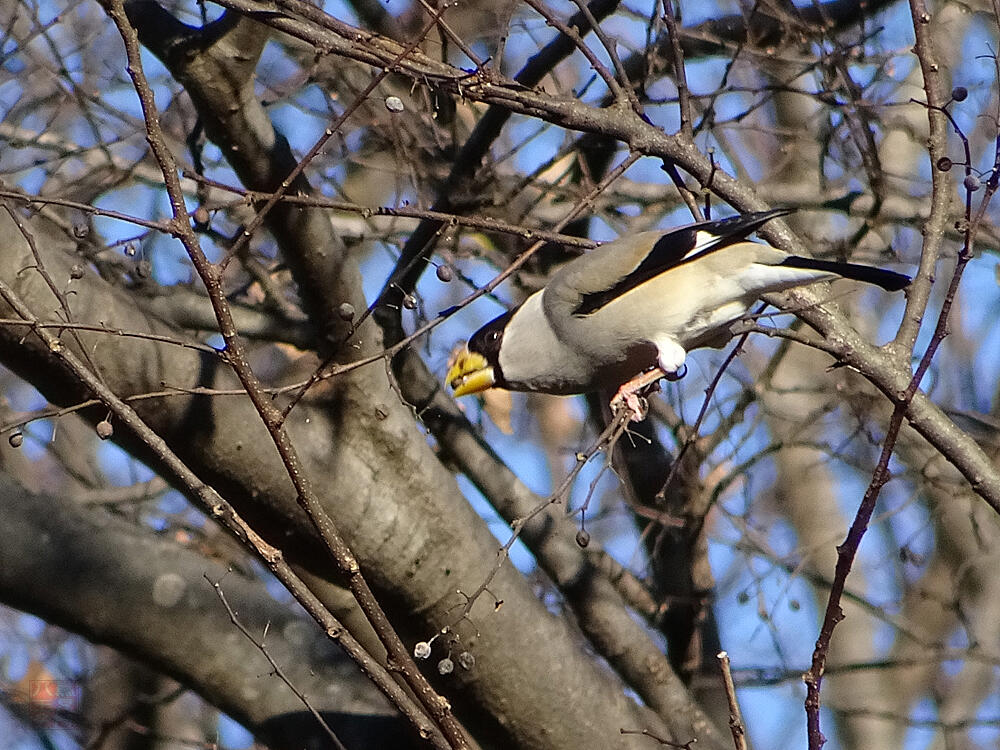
[0,473,418,750]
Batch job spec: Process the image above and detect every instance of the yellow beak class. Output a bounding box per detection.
[447,349,496,397]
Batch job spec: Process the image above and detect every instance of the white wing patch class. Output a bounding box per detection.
[685,230,725,260]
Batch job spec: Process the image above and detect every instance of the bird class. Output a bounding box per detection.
[446,208,910,420]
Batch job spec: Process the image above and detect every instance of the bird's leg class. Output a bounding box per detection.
[663,363,688,381]
[610,339,689,421]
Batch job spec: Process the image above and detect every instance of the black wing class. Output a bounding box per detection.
[574,208,794,316]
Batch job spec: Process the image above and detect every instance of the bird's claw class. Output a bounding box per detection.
[611,366,677,422]
[611,371,666,422]
[611,390,648,422]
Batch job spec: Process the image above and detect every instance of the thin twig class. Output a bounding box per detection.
[569,0,642,113]
[181,173,598,251]
[717,651,748,750]
[521,0,626,105]
[206,573,348,750]
[620,727,694,748]
[659,0,694,138]
[654,316,761,503]
[454,408,633,622]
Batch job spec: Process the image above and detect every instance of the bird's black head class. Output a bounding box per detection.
[468,309,513,386]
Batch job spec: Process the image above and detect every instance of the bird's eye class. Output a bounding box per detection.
[487,331,499,342]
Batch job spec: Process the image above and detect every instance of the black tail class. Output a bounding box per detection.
[780,256,911,292]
